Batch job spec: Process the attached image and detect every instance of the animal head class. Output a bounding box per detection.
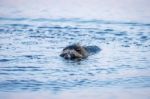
[60,43,88,59]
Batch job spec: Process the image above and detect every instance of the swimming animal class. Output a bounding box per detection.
[60,43,101,60]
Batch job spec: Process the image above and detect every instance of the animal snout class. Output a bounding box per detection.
[64,54,71,59]
[60,50,74,59]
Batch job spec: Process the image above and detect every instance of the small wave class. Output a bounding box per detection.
[0,17,28,21]
[23,55,43,59]
[0,17,149,26]
[0,76,149,92]
[0,59,11,62]
[0,66,43,72]
[114,32,127,36]
[5,24,32,27]
[104,29,114,32]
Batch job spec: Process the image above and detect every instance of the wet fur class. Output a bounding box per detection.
[60,43,100,60]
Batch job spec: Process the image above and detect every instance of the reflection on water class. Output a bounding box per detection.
[0,18,150,98]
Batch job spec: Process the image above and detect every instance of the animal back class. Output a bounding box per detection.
[84,46,101,55]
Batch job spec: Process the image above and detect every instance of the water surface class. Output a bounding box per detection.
[0,18,150,99]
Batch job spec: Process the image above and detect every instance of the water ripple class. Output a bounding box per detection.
[0,17,150,92]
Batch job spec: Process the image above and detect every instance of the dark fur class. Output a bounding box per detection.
[60,43,100,60]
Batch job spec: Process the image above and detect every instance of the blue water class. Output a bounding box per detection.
[0,18,150,95]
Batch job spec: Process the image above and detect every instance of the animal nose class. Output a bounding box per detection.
[64,54,71,59]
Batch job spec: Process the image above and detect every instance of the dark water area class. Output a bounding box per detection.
[0,17,150,99]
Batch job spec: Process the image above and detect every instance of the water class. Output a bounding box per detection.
[0,17,150,99]
[1,0,150,98]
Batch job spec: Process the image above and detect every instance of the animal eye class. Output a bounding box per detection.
[76,49,80,51]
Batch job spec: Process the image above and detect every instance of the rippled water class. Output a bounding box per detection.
[0,18,150,98]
